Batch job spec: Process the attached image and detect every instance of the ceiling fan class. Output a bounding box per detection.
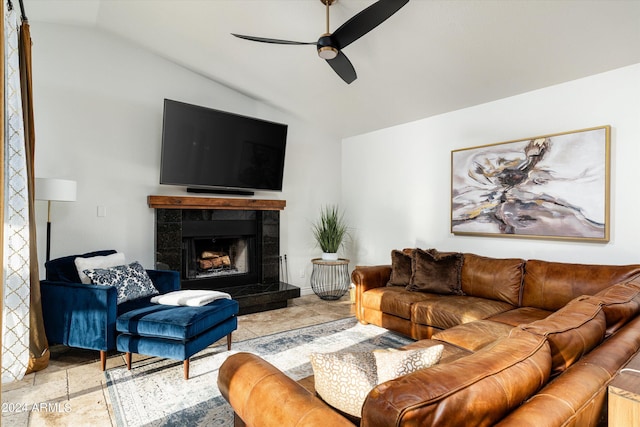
[232,0,410,84]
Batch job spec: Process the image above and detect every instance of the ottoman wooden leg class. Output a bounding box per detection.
[100,351,107,371]
[227,332,233,350]
[125,352,132,370]
[184,359,190,380]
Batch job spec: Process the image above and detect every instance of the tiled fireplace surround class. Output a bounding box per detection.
[148,196,300,314]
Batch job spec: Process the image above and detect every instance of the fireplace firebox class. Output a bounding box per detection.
[180,212,260,289]
[150,196,299,314]
[186,236,252,281]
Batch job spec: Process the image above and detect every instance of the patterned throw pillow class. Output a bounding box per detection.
[310,352,376,418]
[374,345,444,383]
[310,345,443,418]
[84,261,158,304]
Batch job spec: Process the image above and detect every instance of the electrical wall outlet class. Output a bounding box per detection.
[299,268,305,278]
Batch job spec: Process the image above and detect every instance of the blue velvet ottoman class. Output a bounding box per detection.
[116,298,239,379]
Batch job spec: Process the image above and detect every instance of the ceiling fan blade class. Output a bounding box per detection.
[232,34,315,45]
[331,0,409,49]
[326,51,357,84]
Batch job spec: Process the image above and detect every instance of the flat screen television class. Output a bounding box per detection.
[160,99,287,195]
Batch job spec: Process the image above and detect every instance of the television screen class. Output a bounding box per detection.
[160,99,287,193]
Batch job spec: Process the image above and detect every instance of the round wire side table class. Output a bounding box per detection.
[310,258,350,300]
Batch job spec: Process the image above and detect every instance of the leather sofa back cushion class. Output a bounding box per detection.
[406,249,464,295]
[585,280,640,336]
[362,329,551,426]
[521,260,640,311]
[520,299,606,376]
[387,249,414,286]
[461,253,524,306]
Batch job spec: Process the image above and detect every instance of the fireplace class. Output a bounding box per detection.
[149,196,300,314]
[179,209,262,289]
[186,236,251,281]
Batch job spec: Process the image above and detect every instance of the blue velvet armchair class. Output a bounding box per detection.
[40,250,180,370]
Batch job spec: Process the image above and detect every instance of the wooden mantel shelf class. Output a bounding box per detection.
[147,195,286,211]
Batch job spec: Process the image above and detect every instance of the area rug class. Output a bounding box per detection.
[106,317,413,427]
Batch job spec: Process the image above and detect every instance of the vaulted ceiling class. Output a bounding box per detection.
[27,0,640,138]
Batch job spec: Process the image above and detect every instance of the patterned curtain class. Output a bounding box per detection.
[0,0,6,385]
[2,0,48,383]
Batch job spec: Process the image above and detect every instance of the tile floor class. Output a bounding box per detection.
[2,294,355,427]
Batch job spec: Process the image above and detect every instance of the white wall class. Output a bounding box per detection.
[32,22,342,293]
[33,23,640,289]
[342,63,640,267]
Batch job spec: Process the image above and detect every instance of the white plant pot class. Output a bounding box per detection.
[322,252,339,261]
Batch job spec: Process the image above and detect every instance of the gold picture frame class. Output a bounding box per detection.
[451,125,610,242]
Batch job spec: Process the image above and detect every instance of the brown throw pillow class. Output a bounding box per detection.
[406,249,464,295]
[387,249,414,286]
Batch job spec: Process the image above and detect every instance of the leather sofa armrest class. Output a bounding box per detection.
[351,265,391,322]
[40,280,118,351]
[351,265,392,291]
[218,352,354,427]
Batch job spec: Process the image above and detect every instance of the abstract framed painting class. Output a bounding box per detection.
[451,125,610,242]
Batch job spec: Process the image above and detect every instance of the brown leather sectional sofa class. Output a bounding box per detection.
[218,253,640,426]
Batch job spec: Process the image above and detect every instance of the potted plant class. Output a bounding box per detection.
[312,205,348,261]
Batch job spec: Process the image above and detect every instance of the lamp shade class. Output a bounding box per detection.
[35,178,77,202]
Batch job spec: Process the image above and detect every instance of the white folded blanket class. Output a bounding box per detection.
[151,290,231,307]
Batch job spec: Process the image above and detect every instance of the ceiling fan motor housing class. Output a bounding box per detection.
[317,34,338,60]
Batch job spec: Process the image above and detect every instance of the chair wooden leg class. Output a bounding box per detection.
[184,359,190,380]
[227,332,233,351]
[125,352,132,370]
[100,351,107,371]
[234,412,247,426]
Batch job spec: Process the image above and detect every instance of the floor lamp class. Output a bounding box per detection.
[35,178,77,262]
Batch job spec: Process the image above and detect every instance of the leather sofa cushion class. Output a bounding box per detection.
[461,253,524,306]
[520,299,606,376]
[498,315,640,426]
[402,339,473,364]
[433,320,514,352]
[521,259,640,311]
[496,357,611,427]
[363,311,415,338]
[487,307,553,327]
[584,279,640,336]
[411,296,514,330]
[362,287,439,320]
[406,249,464,295]
[362,329,551,427]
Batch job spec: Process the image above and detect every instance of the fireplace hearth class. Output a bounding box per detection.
[149,196,299,314]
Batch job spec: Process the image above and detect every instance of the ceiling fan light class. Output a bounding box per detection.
[318,46,338,60]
